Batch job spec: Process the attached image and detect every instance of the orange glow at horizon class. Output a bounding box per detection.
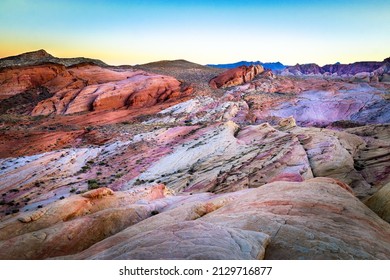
[1,1,389,66]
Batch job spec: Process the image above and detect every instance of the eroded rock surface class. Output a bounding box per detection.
[209,65,264,89]
[45,178,390,260]
[1,51,390,260]
[0,62,192,116]
[366,182,390,223]
[31,65,192,115]
[0,185,170,259]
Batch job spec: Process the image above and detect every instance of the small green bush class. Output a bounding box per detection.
[87,179,99,190]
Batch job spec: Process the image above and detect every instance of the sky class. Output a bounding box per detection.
[0,0,389,66]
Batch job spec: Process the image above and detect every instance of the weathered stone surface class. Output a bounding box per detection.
[202,178,390,259]
[0,64,65,99]
[209,65,264,89]
[1,51,390,260]
[56,178,390,260]
[92,74,191,111]
[84,221,269,260]
[0,147,101,214]
[0,52,192,116]
[0,185,171,259]
[345,125,390,191]
[287,126,373,197]
[133,121,313,194]
[266,88,386,126]
[0,206,148,259]
[366,182,390,223]
[81,187,114,199]
[29,64,192,115]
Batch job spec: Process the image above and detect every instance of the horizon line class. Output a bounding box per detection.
[1,49,389,68]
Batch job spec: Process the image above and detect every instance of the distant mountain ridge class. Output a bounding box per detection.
[2,50,389,82]
[0,49,107,69]
[207,61,285,71]
[279,57,390,82]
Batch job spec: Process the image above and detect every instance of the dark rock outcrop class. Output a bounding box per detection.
[0,49,107,69]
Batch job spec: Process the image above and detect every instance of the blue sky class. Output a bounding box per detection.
[1,0,389,65]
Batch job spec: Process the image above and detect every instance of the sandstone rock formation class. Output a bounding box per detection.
[1,178,387,260]
[234,76,390,126]
[0,64,65,99]
[0,185,170,259]
[0,51,390,260]
[79,220,270,260]
[209,65,264,89]
[134,121,313,194]
[365,183,390,223]
[0,61,192,116]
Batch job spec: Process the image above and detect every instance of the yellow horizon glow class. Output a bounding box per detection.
[1,38,389,67]
[1,1,389,66]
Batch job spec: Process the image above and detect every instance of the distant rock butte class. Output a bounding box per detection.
[209,65,264,89]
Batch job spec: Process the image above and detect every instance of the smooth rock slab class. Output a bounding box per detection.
[86,221,269,260]
[366,182,390,223]
[202,178,390,259]
[62,178,390,260]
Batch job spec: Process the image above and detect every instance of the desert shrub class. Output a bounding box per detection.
[87,179,99,190]
[80,165,90,173]
[134,178,145,185]
[31,115,45,122]
[0,114,21,123]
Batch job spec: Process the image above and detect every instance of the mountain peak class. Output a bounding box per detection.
[0,49,54,68]
[0,50,107,69]
[16,49,54,60]
[29,49,52,57]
